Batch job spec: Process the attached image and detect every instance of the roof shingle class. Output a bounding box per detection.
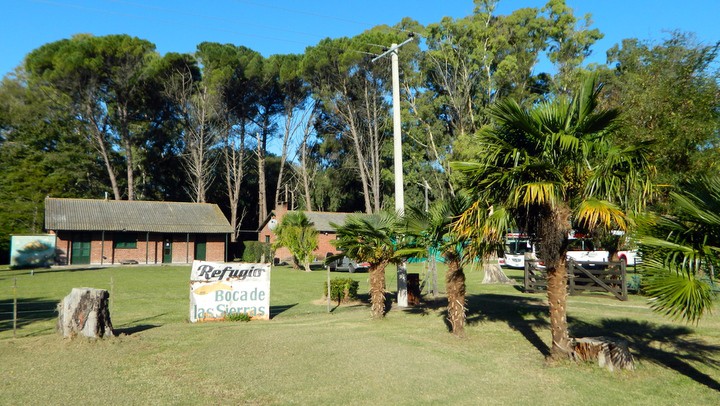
[45,198,232,233]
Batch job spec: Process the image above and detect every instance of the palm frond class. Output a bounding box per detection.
[642,258,715,323]
[514,182,558,206]
[576,198,628,231]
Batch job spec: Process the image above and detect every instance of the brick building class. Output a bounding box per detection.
[45,198,232,265]
[258,203,360,263]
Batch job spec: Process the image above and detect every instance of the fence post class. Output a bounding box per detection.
[13,278,17,338]
[524,261,529,292]
[568,258,575,296]
[621,259,628,300]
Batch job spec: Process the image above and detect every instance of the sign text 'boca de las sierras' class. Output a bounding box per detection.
[189,260,271,322]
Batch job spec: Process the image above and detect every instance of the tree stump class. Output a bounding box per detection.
[572,337,634,371]
[482,253,514,284]
[57,288,114,339]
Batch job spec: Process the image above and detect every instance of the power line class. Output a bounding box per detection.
[230,0,417,35]
[31,0,395,58]
[32,0,312,47]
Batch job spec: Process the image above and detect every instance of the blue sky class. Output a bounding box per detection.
[2,0,719,78]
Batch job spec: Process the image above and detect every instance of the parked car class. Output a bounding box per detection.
[565,238,608,265]
[617,249,641,266]
[325,254,370,273]
[533,238,608,269]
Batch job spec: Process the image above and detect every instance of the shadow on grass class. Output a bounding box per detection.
[114,324,159,335]
[0,298,57,334]
[571,318,720,392]
[466,293,551,357]
[270,303,298,319]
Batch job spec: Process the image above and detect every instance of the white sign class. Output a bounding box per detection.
[189,260,271,322]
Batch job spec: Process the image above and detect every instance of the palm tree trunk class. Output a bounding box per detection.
[546,258,572,359]
[445,259,466,336]
[369,263,387,318]
[538,204,573,359]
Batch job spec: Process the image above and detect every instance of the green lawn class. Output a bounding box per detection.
[0,263,718,405]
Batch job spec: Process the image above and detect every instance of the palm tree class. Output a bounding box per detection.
[403,195,474,336]
[453,75,653,359]
[637,176,720,323]
[330,212,405,319]
[272,211,319,272]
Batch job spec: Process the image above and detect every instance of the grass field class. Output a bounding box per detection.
[1,263,719,405]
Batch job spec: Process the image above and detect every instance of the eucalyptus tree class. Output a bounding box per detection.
[543,0,603,93]
[266,53,311,210]
[402,195,474,336]
[603,32,720,191]
[421,1,550,141]
[637,177,720,323]
[195,42,261,239]
[453,75,653,359]
[25,34,166,200]
[156,52,217,203]
[303,28,415,213]
[330,212,405,318]
[410,1,576,200]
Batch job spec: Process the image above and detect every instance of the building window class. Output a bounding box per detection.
[265,235,270,243]
[114,232,137,249]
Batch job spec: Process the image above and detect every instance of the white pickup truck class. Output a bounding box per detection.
[566,238,608,264]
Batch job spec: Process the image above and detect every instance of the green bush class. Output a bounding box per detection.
[225,312,252,322]
[242,241,273,263]
[324,277,359,304]
[627,274,643,293]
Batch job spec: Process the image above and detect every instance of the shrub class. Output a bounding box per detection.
[627,274,643,294]
[324,277,359,304]
[225,312,252,322]
[242,241,273,263]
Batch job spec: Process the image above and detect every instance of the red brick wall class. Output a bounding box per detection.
[51,231,227,265]
[206,234,226,262]
[259,203,343,263]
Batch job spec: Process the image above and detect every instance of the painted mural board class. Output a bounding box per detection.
[189,260,271,322]
[10,234,56,268]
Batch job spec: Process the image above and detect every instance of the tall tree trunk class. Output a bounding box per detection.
[340,82,373,213]
[445,258,466,336]
[300,134,313,211]
[297,105,316,211]
[124,135,135,200]
[86,105,121,200]
[546,258,572,359]
[224,122,245,242]
[274,109,293,208]
[117,104,135,200]
[257,130,267,227]
[538,204,573,359]
[369,263,387,319]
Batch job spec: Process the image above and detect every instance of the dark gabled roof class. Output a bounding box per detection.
[258,208,365,233]
[44,198,233,233]
[304,211,359,232]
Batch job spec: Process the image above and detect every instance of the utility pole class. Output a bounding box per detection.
[373,34,414,307]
